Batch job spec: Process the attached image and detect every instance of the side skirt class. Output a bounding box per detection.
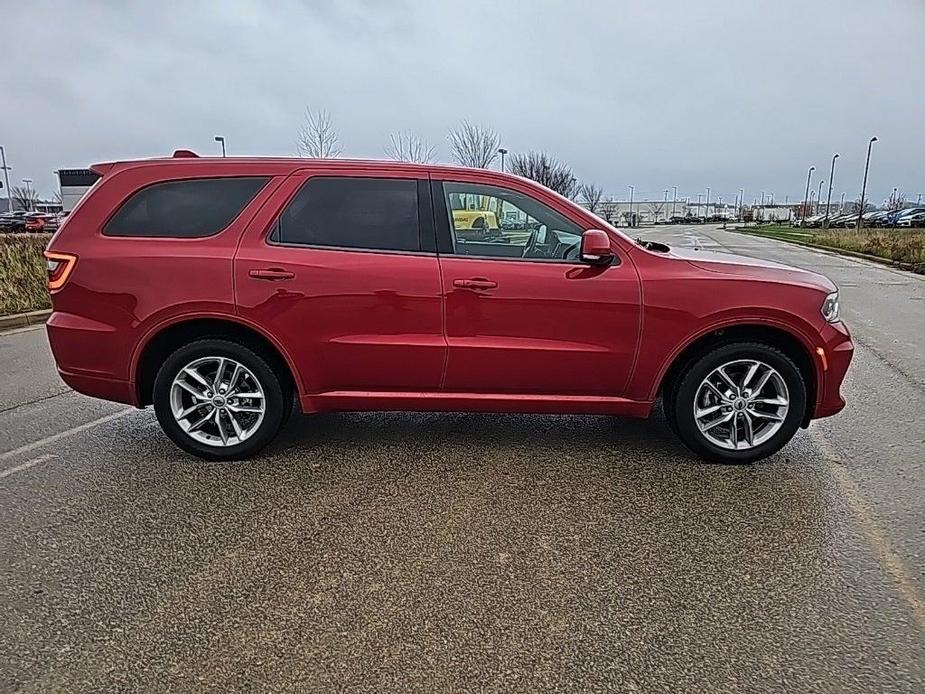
[300,391,653,418]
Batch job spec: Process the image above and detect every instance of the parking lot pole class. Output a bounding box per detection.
[0,146,11,214]
[801,166,815,225]
[856,137,877,230]
[824,153,839,228]
[672,186,678,216]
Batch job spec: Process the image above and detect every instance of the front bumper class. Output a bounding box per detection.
[810,320,853,421]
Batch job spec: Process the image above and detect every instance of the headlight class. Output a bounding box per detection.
[821,291,840,323]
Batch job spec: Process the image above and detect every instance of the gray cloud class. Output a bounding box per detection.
[1,0,923,206]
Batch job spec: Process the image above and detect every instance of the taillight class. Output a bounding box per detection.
[44,251,78,291]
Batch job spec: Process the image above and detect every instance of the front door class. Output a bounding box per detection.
[435,178,641,396]
[235,172,445,395]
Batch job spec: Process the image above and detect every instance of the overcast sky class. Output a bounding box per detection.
[2,0,923,205]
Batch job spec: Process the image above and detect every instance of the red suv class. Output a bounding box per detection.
[44,152,853,463]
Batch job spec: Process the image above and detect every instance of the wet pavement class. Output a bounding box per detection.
[0,226,923,692]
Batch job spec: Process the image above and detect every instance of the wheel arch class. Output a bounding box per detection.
[655,322,819,426]
[133,315,302,408]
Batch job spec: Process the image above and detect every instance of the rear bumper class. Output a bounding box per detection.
[57,368,138,406]
[46,311,139,406]
[811,321,853,420]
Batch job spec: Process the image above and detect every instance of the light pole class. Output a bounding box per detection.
[738,187,744,221]
[856,136,877,230]
[22,178,33,211]
[760,191,765,206]
[705,187,711,219]
[214,135,226,157]
[917,193,922,206]
[824,153,839,228]
[628,185,635,227]
[816,180,825,216]
[801,166,815,226]
[672,186,678,216]
[0,146,11,214]
[498,148,508,172]
[891,187,899,228]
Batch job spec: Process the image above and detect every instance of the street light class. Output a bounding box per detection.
[498,148,508,172]
[22,178,33,211]
[628,185,635,227]
[816,179,825,216]
[856,136,877,230]
[705,187,711,219]
[824,153,839,228]
[738,187,744,221]
[672,186,678,216]
[801,166,815,226]
[0,146,11,214]
[840,192,846,212]
[214,135,226,157]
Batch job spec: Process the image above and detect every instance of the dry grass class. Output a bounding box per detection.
[0,234,51,315]
[741,225,925,273]
[814,228,925,270]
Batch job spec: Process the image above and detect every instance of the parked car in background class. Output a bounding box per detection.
[44,152,853,464]
[824,213,855,228]
[897,211,925,228]
[887,207,925,227]
[24,212,58,233]
[0,210,30,231]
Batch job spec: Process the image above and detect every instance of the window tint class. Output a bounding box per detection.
[443,182,584,261]
[273,177,420,252]
[104,177,268,238]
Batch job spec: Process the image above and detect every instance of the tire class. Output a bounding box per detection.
[153,339,289,461]
[668,342,806,464]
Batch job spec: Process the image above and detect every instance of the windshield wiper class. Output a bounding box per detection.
[635,238,670,253]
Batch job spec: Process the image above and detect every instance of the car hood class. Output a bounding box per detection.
[665,247,836,293]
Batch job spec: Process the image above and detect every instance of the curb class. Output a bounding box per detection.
[729,228,924,274]
[0,309,51,332]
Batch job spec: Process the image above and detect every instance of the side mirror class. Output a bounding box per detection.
[580,229,614,265]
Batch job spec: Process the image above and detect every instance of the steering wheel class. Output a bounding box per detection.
[521,229,538,258]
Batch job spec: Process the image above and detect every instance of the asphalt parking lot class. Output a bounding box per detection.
[1,225,923,693]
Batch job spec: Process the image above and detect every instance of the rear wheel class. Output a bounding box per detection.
[668,342,806,463]
[153,339,288,461]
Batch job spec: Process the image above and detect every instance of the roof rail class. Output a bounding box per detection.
[172,149,199,158]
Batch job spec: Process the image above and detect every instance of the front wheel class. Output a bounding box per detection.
[668,342,807,463]
[153,339,288,461]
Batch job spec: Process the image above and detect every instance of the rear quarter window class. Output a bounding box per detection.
[103,177,269,238]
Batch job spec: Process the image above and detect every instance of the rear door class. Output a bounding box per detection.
[235,170,445,395]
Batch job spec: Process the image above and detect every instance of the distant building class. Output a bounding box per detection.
[752,205,793,222]
[57,168,99,212]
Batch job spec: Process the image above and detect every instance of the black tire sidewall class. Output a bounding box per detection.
[673,343,806,464]
[153,339,286,461]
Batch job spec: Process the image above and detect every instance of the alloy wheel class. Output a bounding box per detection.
[169,356,266,447]
[693,359,790,451]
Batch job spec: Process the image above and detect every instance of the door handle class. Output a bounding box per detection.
[453,278,497,290]
[249,268,295,281]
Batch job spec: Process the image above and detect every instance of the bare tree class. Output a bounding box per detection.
[579,183,604,215]
[647,201,666,223]
[885,189,906,211]
[509,152,577,199]
[11,185,37,211]
[298,108,341,158]
[447,121,500,169]
[385,131,437,164]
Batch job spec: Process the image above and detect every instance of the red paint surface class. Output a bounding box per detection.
[45,157,852,422]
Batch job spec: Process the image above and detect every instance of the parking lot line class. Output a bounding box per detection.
[810,426,925,631]
[0,408,133,464]
[0,453,57,480]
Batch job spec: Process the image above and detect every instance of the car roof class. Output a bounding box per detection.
[91,153,500,180]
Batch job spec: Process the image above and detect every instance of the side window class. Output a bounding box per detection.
[104,177,268,237]
[273,177,420,253]
[442,182,584,261]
